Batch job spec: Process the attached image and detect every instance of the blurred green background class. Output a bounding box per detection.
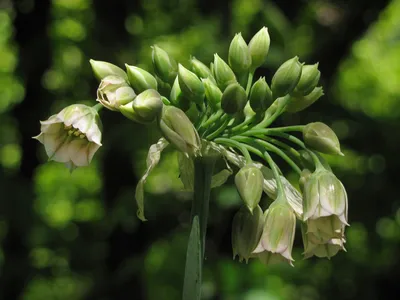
[0,0,399,299]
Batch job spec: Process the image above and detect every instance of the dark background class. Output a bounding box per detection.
[0,0,399,299]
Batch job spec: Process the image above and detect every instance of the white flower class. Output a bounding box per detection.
[33,104,102,170]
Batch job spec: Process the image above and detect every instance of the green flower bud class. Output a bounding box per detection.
[221,83,247,115]
[248,27,270,70]
[170,76,191,111]
[151,45,178,83]
[293,63,321,96]
[286,87,324,113]
[213,54,237,91]
[303,122,343,155]
[228,33,252,74]
[190,57,214,80]
[119,102,148,124]
[232,205,264,263]
[131,89,163,123]
[234,165,264,212]
[125,64,158,93]
[158,105,201,156]
[253,199,296,264]
[178,64,205,105]
[271,56,302,98]
[96,75,136,111]
[90,59,128,81]
[303,169,348,226]
[249,77,272,112]
[202,78,222,110]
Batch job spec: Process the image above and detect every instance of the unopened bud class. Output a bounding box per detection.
[232,205,264,263]
[293,63,320,96]
[170,76,191,111]
[151,45,178,83]
[158,106,201,156]
[202,78,222,110]
[286,87,324,113]
[243,101,256,120]
[303,122,343,156]
[229,33,252,74]
[213,54,237,91]
[271,56,302,98]
[96,75,135,111]
[221,83,247,115]
[249,77,272,112]
[190,57,214,80]
[125,64,158,93]
[235,165,264,212]
[178,64,205,105]
[131,89,163,123]
[248,27,270,70]
[90,59,128,81]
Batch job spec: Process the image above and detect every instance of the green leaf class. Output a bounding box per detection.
[135,138,169,221]
[182,216,202,300]
[211,169,232,188]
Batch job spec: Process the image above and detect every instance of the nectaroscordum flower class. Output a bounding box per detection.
[33,104,102,170]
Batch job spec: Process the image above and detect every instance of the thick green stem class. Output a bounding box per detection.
[183,153,216,300]
[93,103,103,112]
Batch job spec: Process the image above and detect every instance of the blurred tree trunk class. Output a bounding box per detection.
[0,0,52,299]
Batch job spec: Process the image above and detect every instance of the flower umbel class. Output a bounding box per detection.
[33,104,102,170]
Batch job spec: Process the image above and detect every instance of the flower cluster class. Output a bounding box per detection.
[34,27,348,266]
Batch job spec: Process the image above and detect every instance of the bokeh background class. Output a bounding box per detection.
[0,0,399,299]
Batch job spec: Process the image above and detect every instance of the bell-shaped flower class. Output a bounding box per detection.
[303,169,348,227]
[231,205,264,263]
[33,104,102,170]
[253,197,296,265]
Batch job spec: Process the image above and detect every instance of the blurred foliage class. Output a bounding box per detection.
[0,0,399,299]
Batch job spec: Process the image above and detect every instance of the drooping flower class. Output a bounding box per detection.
[33,104,102,170]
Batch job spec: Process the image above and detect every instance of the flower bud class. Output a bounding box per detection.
[158,105,201,156]
[96,75,136,111]
[232,205,264,263]
[213,54,237,91]
[248,27,270,70]
[151,45,178,83]
[90,59,127,81]
[303,169,348,226]
[235,165,264,212]
[249,77,273,112]
[303,122,343,156]
[119,102,148,124]
[33,104,102,170]
[271,56,302,98]
[286,87,324,113]
[221,83,247,115]
[202,78,222,110]
[131,89,163,123]
[190,57,214,80]
[229,33,252,74]
[178,64,205,105]
[253,199,296,264]
[170,76,191,111]
[293,63,321,96]
[125,64,158,93]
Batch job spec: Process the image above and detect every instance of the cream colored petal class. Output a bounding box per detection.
[85,122,102,145]
[68,139,90,167]
[40,118,63,134]
[45,134,71,163]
